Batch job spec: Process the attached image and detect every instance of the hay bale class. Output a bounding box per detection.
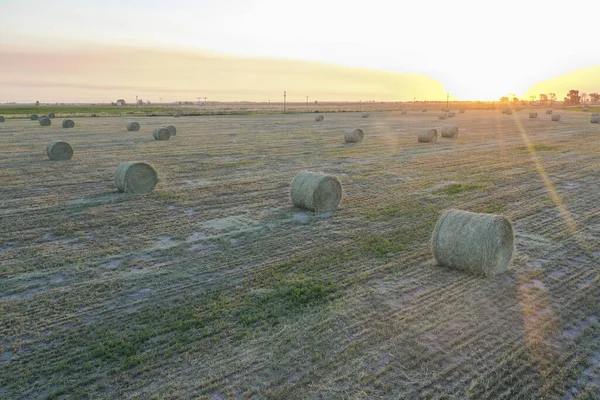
[591,116,600,123]
[166,125,177,136]
[546,109,553,114]
[440,125,459,139]
[0,116,4,123]
[39,116,51,126]
[418,129,438,143]
[30,114,39,121]
[48,113,55,119]
[448,111,456,118]
[529,112,538,119]
[344,128,364,143]
[126,122,140,132]
[401,110,407,114]
[153,127,171,140]
[459,109,465,114]
[315,115,324,122]
[362,113,369,118]
[431,209,514,276]
[421,108,428,112]
[62,119,75,128]
[174,113,181,118]
[551,114,561,121]
[46,141,73,161]
[501,109,507,114]
[439,113,447,120]
[591,112,599,117]
[505,109,513,115]
[115,161,158,194]
[290,171,342,212]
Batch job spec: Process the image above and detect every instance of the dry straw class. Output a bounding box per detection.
[39,116,51,126]
[290,171,342,212]
[344,128,364,143]
[48,113,56,119]
[30,114,39,121]
[153,127,171,141]
[315,115,324,122]
[418,129,438,143]
[166,125,177,136]
[62,119,75,128]
[529,112,538,119]
[431,209,514,276]
[546,109,553,114]
[551,114,561,121]
[115,161,158,194]
[362,113,369,118]
[46,141,73,161]
[126,122,140,132]
[441,125,459,139]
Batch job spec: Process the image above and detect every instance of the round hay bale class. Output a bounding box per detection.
[174,113,181,118]
[344,128,364,143]
[529,112,538,119]
[591,116,600,123]
[30,114,39,121]
[439,113,447,120]
[62,119,75,128]
[0,116,5,123]
[115,161,158,194]
[401,110,407,114]
[166,125,177,136]
[459,109,465,114]
[48,113,55,119]
[153,127,171,141]
[46,141,73,161]
[362,113,369,118]
[505,109,513,115]
[448,111,456,117]
[39,116,51,126]
[431,209,514,276]
[418,129,438,143]
[421,108,428,112]
[501,109,507,114]
[440,125,459,139]
[315,114,324,122]
[551,114,561,121]
[546,109,553,115]
[290,171,342,212]
[126,122,140,132]
[591,112,599,117]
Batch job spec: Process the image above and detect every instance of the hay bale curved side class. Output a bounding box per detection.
[315,115,324,122]
[290,171,342,212]
[0,116,5,123]
[115,161,158,194]
[30,114,39,121]
[529,112,538,119]
[166,125,177,136]
[344,128,364,143]
[551,114,561,121]
[62,119,75,128]
[48,113,56,119]
[153,128,171,141]
[126,122,140,132]
[440,125,459,139]
[439,114,447,120]
[431,209,514,276]
[39,117,51,126]
[591,116,600,123]
[46,141,73,161]
[418,129,438,143]
[546,109,553,114]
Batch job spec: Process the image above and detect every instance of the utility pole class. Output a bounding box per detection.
[359,99,361,111]
[136,95,138,108]
[283,90,286,113]
[446,93,449,110]
[306,96,309,110]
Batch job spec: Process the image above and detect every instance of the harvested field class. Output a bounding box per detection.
[1,110,600,399]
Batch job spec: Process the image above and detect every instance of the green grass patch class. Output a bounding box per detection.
[515,144,559,152]
[433,183,483,196]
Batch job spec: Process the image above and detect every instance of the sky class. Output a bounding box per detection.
[1,0,599,102]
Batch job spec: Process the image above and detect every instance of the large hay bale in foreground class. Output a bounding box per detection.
[418,129,438,143]
[30,114,39,121]
[126,122,140,131]
[39,116,51,126]
[344,128,364,143]
[529,112,538,119]
[591,116,600,123]
[431,209,514,276]
[62,119,75,128]
[0,116,5,122]
[546,109,553,115]
[439,113,447,120]
[153,127,171,141]
[46,141,73,161]
[48,113,55,119]
[551,114,561,121]
[115,161,158,194]
[166,125,177,136]
[290,171,342,212]
[315,114,324,122]
[441,125,459,139]
[362,113,369,118]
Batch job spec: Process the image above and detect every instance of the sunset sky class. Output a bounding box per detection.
[1,0,599,103]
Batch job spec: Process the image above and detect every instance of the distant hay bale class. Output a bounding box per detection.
[418,129,438,143]
[421,108,428,112]
[501,109,507,114]
[441,125,459,139]
[39,116,51,126]
[546,109,553,114]
[529,112,538,119]
[0,116,5,122]
[115,161,158,194]
[591,116,600,123]
[46,141,73,161]
[401,110,407,114]
[431,209,514,276]
[126,122,140,131]
[290,171,342,212]
[166,125,177,136]
[62,119,75,128]
[459,109,465,114]
[344,128,364,143]
[551,114,561,121]
[48,113,55,119]
[315,114,324,122]
[174,113,181,118]
[30,114,39,121]
[448,111,456,117]
[439,113,447,120]
[153,127,171,140]
[505,109,513,115]
[362,113,369,118]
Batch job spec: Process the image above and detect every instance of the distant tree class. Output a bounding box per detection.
[565,90,580,105]
[116,99,126,106]
[137,98,144,106]
[35,100,40,106]
[539,94,548,103]
[548,93,556,105]
[500,96,510,103]
[146,100,151,105]
[512,97,519,103]
[581,93,588,104]
[529,95,536,103]
[590,93,600,104]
